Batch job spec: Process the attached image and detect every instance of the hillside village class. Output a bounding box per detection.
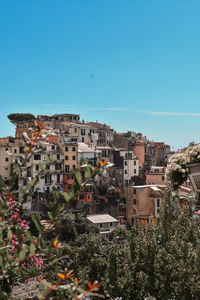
[0,113,196,235]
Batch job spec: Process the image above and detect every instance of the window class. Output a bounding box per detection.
[14,149,17,153]
[110,223,113,227]
[134,169,137,174]
[79,194,85,200]
[35,165,39,171]
[5,158,8,162]
[34,154,41,160]
[65,165,70,172]
[125,170,127,174]
[19,146,24,154]
[157,199,160,207]
[73,165,76,169]
[102,150,106,157]
[133,189,136,194]
[65,147,68,152]
[124,161,127,166]
[65,156,68,160]
[57,174,60,183]
[55,164,61,170]
[74,128,77,133]
[52,145,55,150]
[99,223,102,228]
[72,138,77,142]
[72,155,76,160]
[5,148,8,151]
[88,194,90,200]
[133,199,137,205]
[82,137,84,143]
[81,129,85,135]
[162,176,165,181]
[23,180,27,186]
[134,160,136,166]
[72,147,76,152]
[57,154,60,160]
[45,174,52,184]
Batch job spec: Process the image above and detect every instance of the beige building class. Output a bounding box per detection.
[0,137,25,183]
[61,139,78,173]
[146,166,166,185]
[86,122,114,147]
[126,185,164,226]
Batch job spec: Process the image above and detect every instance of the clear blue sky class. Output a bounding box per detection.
[0,0,199,150]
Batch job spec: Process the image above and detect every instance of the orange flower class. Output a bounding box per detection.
[98,161,109,166]
[65,272,74,279]
[88,281,100,291]
[74,277,78,285]
[58,273,65,280]
[53,240,62,248]
[50,285,55,290]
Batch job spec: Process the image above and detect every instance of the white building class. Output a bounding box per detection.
[86,214,119,238]
[78,143,98,166]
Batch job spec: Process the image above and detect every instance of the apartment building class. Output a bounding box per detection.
[96,146,113,163]
[60,137,78,193]
[38,113,80,125]
[153,142,171,166]
[61,138,78,173]
[18,143,64,194]
[0,137,25,183]
[112,149,139,188]
[78,143,98,167]
[86,122,114,147]
[126,185,164,226]
[146,166,166,185]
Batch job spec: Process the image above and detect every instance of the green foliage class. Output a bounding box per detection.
[7,113,35,126]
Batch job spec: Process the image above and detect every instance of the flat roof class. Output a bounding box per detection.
[129,184,165,189]
[96,146,113,150]
[151,186,161,191]
[86,214,118,224]
[151,166,165,169]
[78,143,96,153]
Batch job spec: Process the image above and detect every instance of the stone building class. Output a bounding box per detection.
[86,122,114,147]
[126,185,164,226]
[146,166,166,185]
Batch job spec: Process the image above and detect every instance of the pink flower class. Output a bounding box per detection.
[12,215,18,219]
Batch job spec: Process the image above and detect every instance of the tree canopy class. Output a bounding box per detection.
[7,113,35,126]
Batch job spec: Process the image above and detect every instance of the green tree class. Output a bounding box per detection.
[7,113,35,126]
